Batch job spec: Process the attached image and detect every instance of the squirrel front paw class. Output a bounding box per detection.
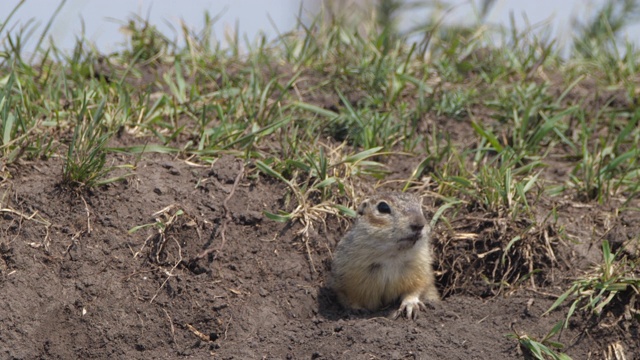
[392,294,433,320]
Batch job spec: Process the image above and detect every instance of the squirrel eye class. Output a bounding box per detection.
[376,201,391,214]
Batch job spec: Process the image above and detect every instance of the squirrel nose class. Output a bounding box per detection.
[410,212,426,233]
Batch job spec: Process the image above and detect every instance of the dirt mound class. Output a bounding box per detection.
[0,152,637,359]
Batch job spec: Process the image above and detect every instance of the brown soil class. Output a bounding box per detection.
[0,150,640,359]
[0,134,639,358]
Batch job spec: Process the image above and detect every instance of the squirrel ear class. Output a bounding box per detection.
[356,200,368,216]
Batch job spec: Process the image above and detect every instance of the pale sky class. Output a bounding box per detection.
[2,0,639,54]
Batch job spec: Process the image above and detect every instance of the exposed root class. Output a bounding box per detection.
[194,160,245,261]
[80,195,92,234]
[1,207,52,250]
[163,309,177,346]
[149,237,183,303]
[186,323,212,342]
[436,212,566,297]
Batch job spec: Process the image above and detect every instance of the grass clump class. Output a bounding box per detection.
[61,95,120,188]
[0,72,31,164]
[544,240,640,328]
[119,15,171,63]
[508,321,572,360]
[257,145,388,232]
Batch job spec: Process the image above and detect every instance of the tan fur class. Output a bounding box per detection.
[329,192,439,318]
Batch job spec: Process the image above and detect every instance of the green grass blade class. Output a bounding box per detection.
[471,120,503,152]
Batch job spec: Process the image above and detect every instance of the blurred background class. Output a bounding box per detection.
[3,0,640,55]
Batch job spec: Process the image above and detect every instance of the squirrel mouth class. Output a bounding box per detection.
[398,232,422,245]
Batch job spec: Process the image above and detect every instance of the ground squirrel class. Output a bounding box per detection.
[329,192,439,319]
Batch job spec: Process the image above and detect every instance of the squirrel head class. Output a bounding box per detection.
[354,192,429,248]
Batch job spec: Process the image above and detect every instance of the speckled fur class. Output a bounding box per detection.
[329,192,439,318]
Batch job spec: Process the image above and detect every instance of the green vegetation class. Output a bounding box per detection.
[1,0,639,355]
[545,240,640,327]
[507,321,572,360]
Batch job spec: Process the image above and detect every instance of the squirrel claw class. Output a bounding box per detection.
[393,296,428,320]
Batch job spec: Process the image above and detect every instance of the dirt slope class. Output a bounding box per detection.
[0,153,638,359]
